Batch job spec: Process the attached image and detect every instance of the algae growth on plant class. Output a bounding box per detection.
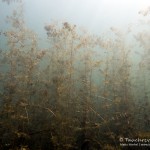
[0,0,150,150]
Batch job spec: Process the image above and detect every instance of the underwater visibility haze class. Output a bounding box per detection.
[0,0,150,149]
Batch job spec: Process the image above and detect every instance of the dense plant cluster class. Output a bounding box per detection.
[0,2,150,150]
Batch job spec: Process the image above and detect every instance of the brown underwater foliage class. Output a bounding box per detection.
[0,1,150,150]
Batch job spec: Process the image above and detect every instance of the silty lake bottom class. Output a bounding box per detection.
[0,0,150,150]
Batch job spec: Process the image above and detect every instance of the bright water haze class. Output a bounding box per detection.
[1,0,150,34]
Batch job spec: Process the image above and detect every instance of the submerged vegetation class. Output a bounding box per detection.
[0,1,150,150]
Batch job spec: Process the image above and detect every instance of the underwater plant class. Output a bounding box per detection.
[0,1,150,150]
